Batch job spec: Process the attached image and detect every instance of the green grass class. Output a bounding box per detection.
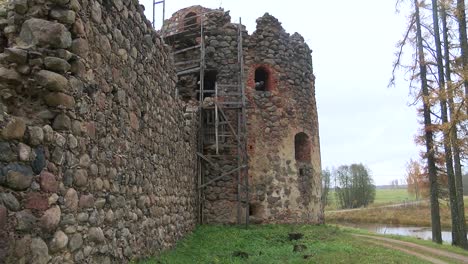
[374,189,416,204]
[326,188,416,211]
[139,225,430,264]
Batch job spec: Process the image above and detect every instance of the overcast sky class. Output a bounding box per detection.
[140,0,418,185]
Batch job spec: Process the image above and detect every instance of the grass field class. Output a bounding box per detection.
[326,195,468,228]
[326,188,416,211]
[326,200,468,228]
[139,225,428,264]
[374,188,416,204]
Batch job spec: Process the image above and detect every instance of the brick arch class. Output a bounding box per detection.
[247,64,277,92]
[254,66,270,91]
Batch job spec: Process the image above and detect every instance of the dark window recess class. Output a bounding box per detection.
[249,204,255,216]
[249,203,264,218]
[295,132,311,163]
[299,168,305,177]
[254,67,269,91]
[197,70,217,100]
[184,12,197,30]
[204,71,217,97]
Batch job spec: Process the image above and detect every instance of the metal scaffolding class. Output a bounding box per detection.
[158,11,249,226]
[152,0,165,28]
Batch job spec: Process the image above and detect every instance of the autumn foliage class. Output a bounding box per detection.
[406,154,448,200]
[406,159,429,199]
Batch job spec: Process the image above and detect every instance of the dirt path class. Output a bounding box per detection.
[363,239,448,264]
[353,234,468,264]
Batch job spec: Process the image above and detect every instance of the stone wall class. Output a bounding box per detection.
[0,0,198,263]
[0,1,323,261]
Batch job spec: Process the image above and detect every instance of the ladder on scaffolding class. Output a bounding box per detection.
[160,11,249,226]
[198,18,249,226]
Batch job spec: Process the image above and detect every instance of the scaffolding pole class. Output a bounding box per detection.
[215,83,219,155]
[152,0,165,28]
[162,10,248,226]
[198,14,206,224]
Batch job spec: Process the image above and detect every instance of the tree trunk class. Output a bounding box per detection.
[415,0,443,244]
[456,0,468,114]
[452,0,468,249]
[432,0,462,247]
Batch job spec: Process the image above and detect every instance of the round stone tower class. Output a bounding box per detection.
[245,14,322,223]
[163,6,323,224]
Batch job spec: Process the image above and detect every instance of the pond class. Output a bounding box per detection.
[338,223,457,243]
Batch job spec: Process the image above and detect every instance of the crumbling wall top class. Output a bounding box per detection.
[162,5,228,36]
[255,13,284,31]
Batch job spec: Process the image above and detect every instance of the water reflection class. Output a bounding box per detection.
[339,223,456,243]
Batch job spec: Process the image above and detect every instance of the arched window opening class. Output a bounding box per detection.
[184,12,198,31]
[295,132,311,163]
[254,67,269,91]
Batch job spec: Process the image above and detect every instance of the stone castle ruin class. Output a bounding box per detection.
[0,0,322,263]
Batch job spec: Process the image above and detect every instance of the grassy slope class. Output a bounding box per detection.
[326,188,416,211]
[140,225,429,264]
[326,201,468,228]
[327,194,468,228]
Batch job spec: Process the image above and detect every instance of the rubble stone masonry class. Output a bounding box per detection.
[0,1,323,263]
[245,14,322,224]
[164,7,323,224]
[0,0,197,263]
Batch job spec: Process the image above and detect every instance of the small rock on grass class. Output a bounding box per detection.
[293,244,307,252]
[232,251,249,259]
